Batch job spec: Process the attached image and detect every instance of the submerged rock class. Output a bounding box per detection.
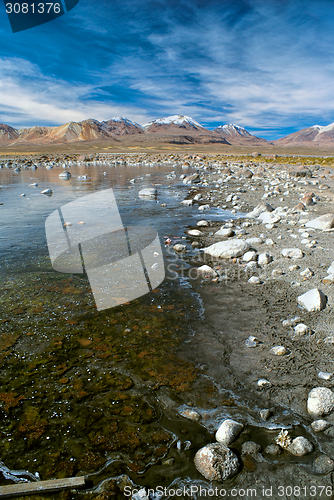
[288,436,313,456]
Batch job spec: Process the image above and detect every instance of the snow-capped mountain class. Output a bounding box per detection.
[144,115,204,132]
[102,117,144,135]
[214,123,270,145]
[274,122,334,145]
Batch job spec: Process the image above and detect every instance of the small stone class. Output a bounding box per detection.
[59,171,71,179]
[245,336,258,348]
[187,229,202,236]
[311,420,331,432]
[173,244,187,252]
[41,188,53,195]
[323,274,334,284]
[194,443,239,481]
[180,199,193,206]
[257,379,271,387]
[300,267,314,278]
[215,419,244,445]
[243,251,257,262]
[215,227,234,237]
[139,188,157,197]
[272,268,284,276]
[264,444,282,455]
[265,239,274,246]
[313,455,334,474]
[287,436,313,456]
[246,237,263,245]
[282,248,304,259]
[248,276,261,284]
[282,316,300,327]
[318,372,333,381]
[297,288,327,312]
[197,265,218,277]
[198,204,210,211]
[270,346,287,356]
[259,409,271,420]
[307,387,334,418]
[180,409,201,421]
[241,441,262,455]
[289,264,300,271]
[258,252,272,266]
[294,323,311,336]
[197,220,209,227]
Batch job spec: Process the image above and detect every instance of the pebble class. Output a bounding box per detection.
[300,267,314,277]
[282,316,301,327]
[173,244,187,252]
[194,443,239,481]
[287,436,313,456]
[197,265,218,277]
[180,409,201,421]
[245,237,263,245]
[245,336,259,348]
[198,204,210,211]
[270,346,287,356]
[215,227,234,237]
[215,419,244,445]
[41,188,53,195]
[257,379,271,387]
[297,288,327,312]
[59,171,71,179]
[248,276,261,284]
[241,441,262,455]
[318,372,332,381]
[259,409,271,420]
[313,455,334,474]
[243,251,257,262]
[311,420,331,432]
[282,248,304,259]
[307,387,334,418]
[264,444,281,455]
[187,229,202,236]
[293,323,311,336]
[258,252,272,265]
[197,220,209,227]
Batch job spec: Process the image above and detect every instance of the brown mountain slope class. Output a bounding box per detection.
[0,123,19,144]
[274,123,334,146]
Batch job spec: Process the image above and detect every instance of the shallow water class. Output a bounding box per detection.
[0,161,321,498]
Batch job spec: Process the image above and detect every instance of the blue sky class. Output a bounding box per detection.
[1,0,334,139]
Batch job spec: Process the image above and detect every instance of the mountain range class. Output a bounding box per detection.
[1,115,334,147]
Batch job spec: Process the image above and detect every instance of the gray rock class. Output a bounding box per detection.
[41,188,52,195]
[307,387,334,418]
[297,288,327,312]
[215,419,244,445]
[243,251,257,262]
[311,420,331,432]
[248,276,261,284]
[313,455,334,474]
[287,436,313,456]
[270,346,287,356]
[215,227,234,237]
[194,443,239,481]
[197,220,209,227]
[183,173,200,185]
[59,171,71,179]
[204,239,250,259]
[264,444,282,455]
[247,202,274,218]
[294,323,311,336]
[258,252,272,266]
[305,213,334,231]
[246,237,263,245]
[241,441,262,455]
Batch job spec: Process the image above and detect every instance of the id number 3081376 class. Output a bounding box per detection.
[5,3,61,14]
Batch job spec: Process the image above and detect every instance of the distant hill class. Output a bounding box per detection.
[214,124,272,146]
[274,123,334,146]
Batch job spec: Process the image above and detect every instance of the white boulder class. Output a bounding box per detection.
[305,214,334,230]
[282,248,304,259]
[215,419,244,445]
[203,239,250,259]
[288,437,313,456]
[194,443,239,481]
[307,387,334,417]
[297,288,327,312]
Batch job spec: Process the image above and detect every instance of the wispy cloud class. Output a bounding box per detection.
[1,0,334,137]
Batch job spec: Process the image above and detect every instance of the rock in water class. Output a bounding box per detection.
[215,419,243,445]
[41,188,52,196]
[305,214,334,230]
[59,171,71,180]
[139,188,158,197]
[307,387,334,418]
[297,288,327,312]
[311,420,330,432]
[194,443,239,481]
[287,436,313,456]
[204,239,249,259]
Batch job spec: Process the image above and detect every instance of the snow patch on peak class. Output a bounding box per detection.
[144,115,203,128]
[313,122,334,134]
[216,124,250,136]
[111,117,141,126]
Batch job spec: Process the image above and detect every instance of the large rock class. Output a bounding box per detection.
[194,443,239,481]
[288,437,313,456]
[204,239,249,259]
[307,387,334,417]
[305,214,334,230]
[215,419,244,445]
[297,288,327,312]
